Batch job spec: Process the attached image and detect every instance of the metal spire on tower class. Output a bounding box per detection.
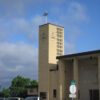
[43,11,48,24]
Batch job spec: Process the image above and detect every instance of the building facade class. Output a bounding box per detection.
[38,23,100,100]
[38,23,64,100]
[57,50,100,100]
[27,86,38,96]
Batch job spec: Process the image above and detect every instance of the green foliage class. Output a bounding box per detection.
[30,80,38,86]
[0,88,10,97]
[0,92,4,97]
[11,76,31,87]
[10,76,30,97]
[9,75,38,97]
[0,76,38,97]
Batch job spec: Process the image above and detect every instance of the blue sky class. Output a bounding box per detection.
[0,0,100,88]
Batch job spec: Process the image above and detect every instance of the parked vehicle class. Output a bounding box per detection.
[8,97,23,100]
[24,97,40,100]
[0,98,7,100]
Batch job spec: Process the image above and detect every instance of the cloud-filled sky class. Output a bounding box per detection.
[0,0,100,88]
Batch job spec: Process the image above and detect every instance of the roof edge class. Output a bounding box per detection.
[39,23,64,28]
[57,49,100,59]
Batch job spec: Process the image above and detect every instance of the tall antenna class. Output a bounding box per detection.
[43,11,48,24]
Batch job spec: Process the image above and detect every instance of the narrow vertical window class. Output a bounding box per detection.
[53,89,57,98]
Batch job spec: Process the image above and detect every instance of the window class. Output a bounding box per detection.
[78,90,80,99]
[57,34,62,38]
[89,89,99,100]
[57,49,63,53]
[57,39,62,42]
[57,48,63,56]
[57,28,63,32]
[57,45,62,48]
[29,88,34,93]
[40,92,47,99]
[53,89,57,98]
[57,42,63,47]
[57,53,62,56]
[56,64,59,70]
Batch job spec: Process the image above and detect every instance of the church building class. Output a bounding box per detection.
[38,23,100,100]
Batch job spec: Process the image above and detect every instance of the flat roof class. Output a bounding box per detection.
[57,50,100,59]
[39,23,64,28]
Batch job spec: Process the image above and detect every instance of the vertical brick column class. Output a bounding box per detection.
[98,55,100,99]
[65,61,71,100]
[58,60,65,100]
[73,57,78,100]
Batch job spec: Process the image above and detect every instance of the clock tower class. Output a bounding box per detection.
[38,23,64,100]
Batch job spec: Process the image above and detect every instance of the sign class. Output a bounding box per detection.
[71,80,76,85]
[69,85,76,94]
[69,80,77,99]
[69,94,76,98]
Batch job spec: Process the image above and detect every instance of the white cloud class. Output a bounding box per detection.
[7,65,24,72]
[67,2,89,24]
[46,1,89,54]
[0,42,38,87]
[57,2,89,54]
[0,1,90,87]
[0,16,43,43]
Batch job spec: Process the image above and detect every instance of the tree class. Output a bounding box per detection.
[0,88,10,97]
[0,76,38,97]
[30,80,38,86]
[10,75,31,97]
